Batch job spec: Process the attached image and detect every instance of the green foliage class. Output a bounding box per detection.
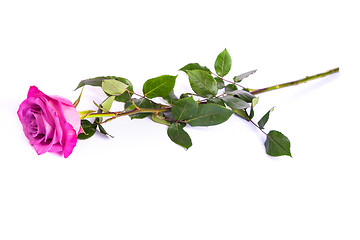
[265,130,292,157]
[215,77,225,89]
[77,118,113,140]
[101,96,115,112]
[143,75,177,98]
[179,63,211,73]
[249,97,259,119]
[233,109,251,121]
[226,90,255,103]
[71,48,330,157]
[214,48,232,77]
[207,98,225,107]
[108,77,133,102]
[221,95,249,110]
[102,79,128,96]
[162,91,179,105]
[77,120,97,140]
[180,93,192,99]
[187,70,218,97]
[171,97,198,121]
[151,113,170,126]
[233,70,257,82]
[224,84,238,92]
[75,77,108,90]
[124,98,153,119]
[97,124,113,138]
[258,107,274,129]
[167,123,192,149]
[187,104,233,126]
[251,97,259,107]
[75,76,133,102]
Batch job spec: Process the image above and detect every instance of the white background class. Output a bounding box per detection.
[0,0,359,239]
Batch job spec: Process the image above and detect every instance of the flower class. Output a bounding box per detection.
[17,86,81,158]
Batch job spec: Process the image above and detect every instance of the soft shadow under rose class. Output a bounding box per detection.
[17,86,81,158]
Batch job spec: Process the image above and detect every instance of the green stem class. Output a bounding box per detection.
[250,67,339,95]
[128,90,170,108]
[85,107,170,119]
[249,119,267,136]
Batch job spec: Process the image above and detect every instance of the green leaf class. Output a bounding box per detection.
[102,79,129,96]
[258,107,275,130]
[75,77,133,101]
[107,77,133,102]
[180,93,192,99]
[187,70,218,97]
[101,96,115,112]
[249,97,259,119]
[167,123,192,149]
[207,98,226,107]
[97,124,113,138]
[251,97,259,107]
[224,84,238,92]
[214,48,232,77]
[233,69,257,82]
[171,97,198,121]
[151,113,171,126]
[221,95,249,110]
[162,111,175,121]
[215,77,225,89]
[162,90,179,105]
[75,77,108,90]
[188,103,233,126]
[124,98,153,119]
[77,120,97,140]
[226,90,255,103]
[265,130,292,157]
[233,109,251,121]
[179,63,211,73]
[143,75,177,98]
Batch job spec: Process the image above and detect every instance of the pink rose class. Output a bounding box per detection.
[17,86,81,158]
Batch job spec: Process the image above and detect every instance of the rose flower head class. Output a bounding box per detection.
[17,86,81,158]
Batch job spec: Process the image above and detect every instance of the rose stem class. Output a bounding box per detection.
[84,107,170,122]
[250,67,339,95]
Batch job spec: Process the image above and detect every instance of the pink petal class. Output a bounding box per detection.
[62,122,78,158]
[48,143,63,153]
[27,86,46,99]
[51,96,81,134]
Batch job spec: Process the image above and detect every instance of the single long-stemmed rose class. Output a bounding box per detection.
[18,49,339,158]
